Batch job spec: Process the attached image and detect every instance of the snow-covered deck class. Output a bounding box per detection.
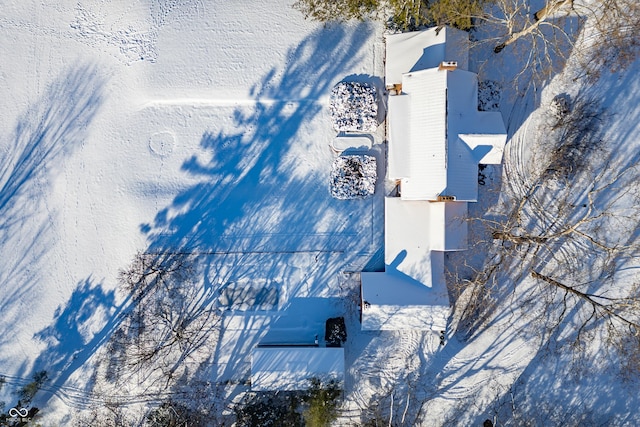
[251,347,345,391]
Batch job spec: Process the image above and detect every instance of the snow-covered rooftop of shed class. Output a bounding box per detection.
[251,347,344,391]
[385,27,469,86]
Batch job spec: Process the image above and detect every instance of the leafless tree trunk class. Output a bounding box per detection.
[105,252,222,391]
[454,87,640,372]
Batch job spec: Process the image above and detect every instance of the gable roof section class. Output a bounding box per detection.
[385,27,470,86]
[360,197,461,331]
[390,68,506,201]
[387,94,412,179]
[429,201,468,251]
[400,68,448,201]
[251,347,344,391]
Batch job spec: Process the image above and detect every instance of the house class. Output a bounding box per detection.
[361,27,507,332]
[250,347,345,391]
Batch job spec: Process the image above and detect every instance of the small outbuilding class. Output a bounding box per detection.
[250,347,345,391]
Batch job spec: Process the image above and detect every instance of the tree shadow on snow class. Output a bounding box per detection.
[431,60,640,426]
[0,63,105,354]
[15,278,125,411]
[142,23,380,260]
[134,22,383,420]
[21,23,383,422]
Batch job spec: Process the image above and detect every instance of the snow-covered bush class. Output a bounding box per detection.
[478,80,501,112]
[330,81,378,132]
[549,94,571,120]
[325,317,347,347]
[330,155,376,200]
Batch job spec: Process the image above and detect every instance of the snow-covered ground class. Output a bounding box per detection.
[0,0,384,423]
[1,0,639,425]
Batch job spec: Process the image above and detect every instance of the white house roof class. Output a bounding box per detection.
[367,26,506,332]
[251,347,344,391]
[385,197,466,279]
[385,27,469,86]
[389,68,507,202]
[360,198,461,331]
[361,271,450,331]
[398,68,448,200]
[428,201,468,251]
[387,94,411,179]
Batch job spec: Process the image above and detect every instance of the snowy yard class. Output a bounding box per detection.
[0,0,384,423]
[1,0,639,425]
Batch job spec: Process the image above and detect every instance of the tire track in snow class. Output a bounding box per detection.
[429,332,531,402]
[344,331,434,418]
[1,373,209,410]
[139,97,330,109]
[504,91,534,201]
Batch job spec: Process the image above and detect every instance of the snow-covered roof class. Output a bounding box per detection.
[385,27,469,87]
[385,27,506,202]
[365,26,505,332]
[360,198,462,331]
[428,201,468,251]
[396,68,448,200]
[385,197,466,277]
[251,347,344,391]
[389,68,506,202]
[361,271,449,331]
[387,94,411,179]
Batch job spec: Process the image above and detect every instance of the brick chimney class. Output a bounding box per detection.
[438,61,458,71]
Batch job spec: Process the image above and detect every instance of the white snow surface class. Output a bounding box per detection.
[0,0,385,423]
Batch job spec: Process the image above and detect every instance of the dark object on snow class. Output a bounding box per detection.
[325,317,347,347]
[550,93,571,120]
[478,80,501,112]
[484,420,494,427]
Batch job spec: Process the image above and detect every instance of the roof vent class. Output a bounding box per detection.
[438,61,458,71]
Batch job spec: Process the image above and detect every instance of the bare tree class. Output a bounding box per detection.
[453,88,640,372]
[476,0,639,91]
[495,0,639,54]
[105,252,222,391]
[293,0,639,91]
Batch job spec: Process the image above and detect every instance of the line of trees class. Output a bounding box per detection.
[293,0,639,90]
